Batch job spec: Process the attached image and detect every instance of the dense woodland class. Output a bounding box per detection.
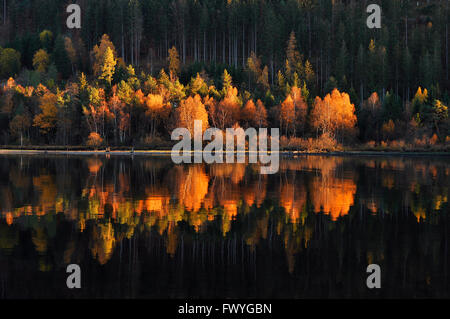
[0,0,449,149]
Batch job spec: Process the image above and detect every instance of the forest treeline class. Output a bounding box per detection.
[0,0,449,149]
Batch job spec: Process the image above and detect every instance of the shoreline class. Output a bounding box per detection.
[0,149,449,157]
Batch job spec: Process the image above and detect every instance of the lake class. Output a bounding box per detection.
[0,154,449,298]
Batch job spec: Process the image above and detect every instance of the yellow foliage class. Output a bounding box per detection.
[91,34,117,77]
[175,94,209,137]
[311,88,357,140]
[33,49,50,73]
[33,91,58,134]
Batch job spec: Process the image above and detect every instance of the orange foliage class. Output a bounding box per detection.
[241,99,257,128]
[311,88,357,141]
[33,91,58,134]
[91,34,117,77]
[175,94,209,137]
[279,86,307,136]
[86,132,103,147]
[215,87,241,129]
[310,177,357,221]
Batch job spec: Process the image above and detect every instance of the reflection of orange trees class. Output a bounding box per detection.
[279,182,307,224]
[364,198,378,214]
[221,200,239,235]
[174,165,209,213]
[280,156,343,177]
[210,163,246,184]
[412,206,426,223]
[2,156,449,268]
[32,174,59,216]
[242,179,267,208]
[382,174,395,190]
[433,195,448,211]
[87,158,103,174]
[310,177,357,221]
[280,157,356,221]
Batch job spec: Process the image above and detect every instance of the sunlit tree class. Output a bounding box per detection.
[33,49,50,73]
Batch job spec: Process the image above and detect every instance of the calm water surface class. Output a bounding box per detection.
[0,155,449,298]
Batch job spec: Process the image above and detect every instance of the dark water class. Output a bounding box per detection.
[0,154,449,299]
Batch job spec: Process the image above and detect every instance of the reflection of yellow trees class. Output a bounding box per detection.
[221,201,238,235]
[90,222,116,265]
[413,206,426,223]
[434,195,448,210]
[32,227,48,255]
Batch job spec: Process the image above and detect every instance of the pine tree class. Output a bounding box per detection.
[53,36,71,79]
[168,46,180,81]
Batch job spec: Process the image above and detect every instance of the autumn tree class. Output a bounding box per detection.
[174,94,209,138]
[109,87,129,143]
[381,119,395,141]
[144,93,170,138]
[215,86,241,129]
[98,47,117,86]
[221,69,232,96]
[91,34,117,78]
[412,87,429,116]
[280,95,295,136]
[87,132,103,148]
[188,73,209,97]
[431,100,448,140]
[241,99,257,128]
[255,99,268,128]
[39,30,53,51]
[83,87,112,138]
[33,49,50,73]
[311,88,357,143]
[33,91,58,138]
[0,48,21,79]
[279,86,307,136]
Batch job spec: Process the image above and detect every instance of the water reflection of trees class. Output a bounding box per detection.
[0,155,449,297]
